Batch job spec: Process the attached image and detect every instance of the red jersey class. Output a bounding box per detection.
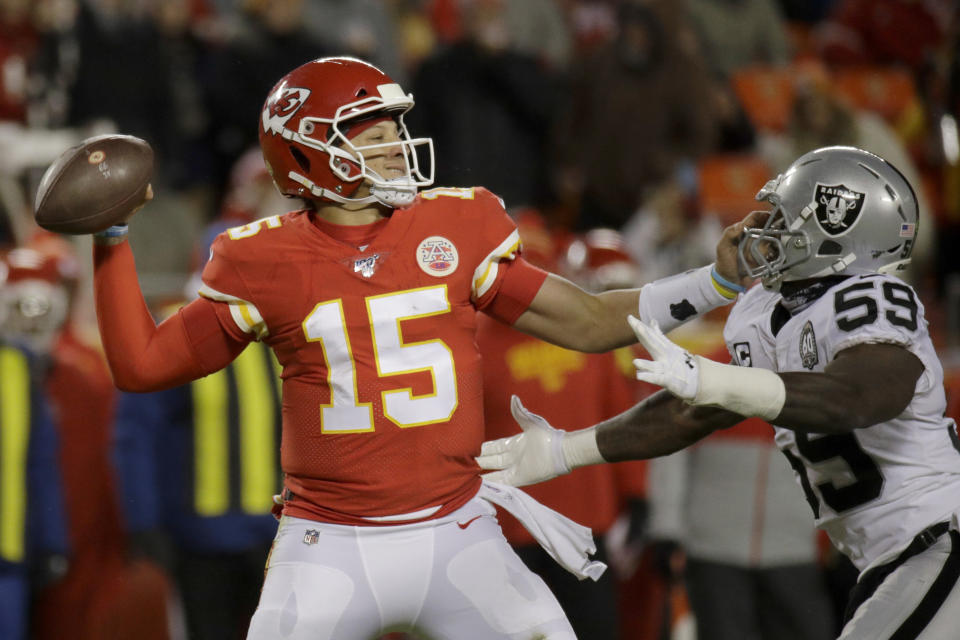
[477,314,649,545]
[199,187,546,525]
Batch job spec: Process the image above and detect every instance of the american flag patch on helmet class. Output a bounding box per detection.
[900,223,916,238]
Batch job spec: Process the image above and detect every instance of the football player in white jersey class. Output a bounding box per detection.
[478,146,960,640]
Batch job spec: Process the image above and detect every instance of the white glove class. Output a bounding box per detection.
[628,315,700,401]
[476,396,570,487]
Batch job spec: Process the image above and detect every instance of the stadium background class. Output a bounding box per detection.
[0,1,958,639]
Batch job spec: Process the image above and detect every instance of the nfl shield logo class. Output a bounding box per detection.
[814,183,865,235]
[354,254,380,278]
[302,529,320,546]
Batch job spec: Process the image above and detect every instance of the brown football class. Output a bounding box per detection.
[34,134,153,235]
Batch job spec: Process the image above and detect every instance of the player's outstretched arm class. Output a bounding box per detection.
[93,215,246,392]
[511,212,764,353]
[630,317,924,434]
[477,392,739,486]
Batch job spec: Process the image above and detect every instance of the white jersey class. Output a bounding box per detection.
[723,274,960,573]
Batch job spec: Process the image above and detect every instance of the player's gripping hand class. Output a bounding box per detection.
[714,209,768,288]
[628,315,699,401]
[476,396,571,487]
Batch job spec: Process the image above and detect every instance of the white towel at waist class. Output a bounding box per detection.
[479,479,607,581]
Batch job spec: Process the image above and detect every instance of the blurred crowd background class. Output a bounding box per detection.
[0,0,958,639]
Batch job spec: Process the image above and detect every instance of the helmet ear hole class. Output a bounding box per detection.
[817,240,843,256]
[289,146,311,173]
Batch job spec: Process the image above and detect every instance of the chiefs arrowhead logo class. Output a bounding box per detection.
[262,87,311,135]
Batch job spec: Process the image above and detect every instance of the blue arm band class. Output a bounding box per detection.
[93,224,129,239]
[710,265,746,295]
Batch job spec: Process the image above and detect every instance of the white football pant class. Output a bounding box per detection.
[246,497,576,639]
[840,530,960,639]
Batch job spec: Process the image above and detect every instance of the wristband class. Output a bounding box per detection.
[710,265,746,299]
[93,224,129,239]
[637,264,732,335]
[560,426,604,470]
[693,356,786,420]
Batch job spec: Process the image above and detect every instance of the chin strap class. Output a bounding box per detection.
[370,181,417,207]
[289,171,417,208]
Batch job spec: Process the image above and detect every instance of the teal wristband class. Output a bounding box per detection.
[711,265,746,294]
[93,224,129,239]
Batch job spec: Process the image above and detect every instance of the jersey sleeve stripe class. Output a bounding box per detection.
[472,230,521,299]
[198,284,269,338]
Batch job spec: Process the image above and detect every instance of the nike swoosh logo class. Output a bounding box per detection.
[457,515,483,530]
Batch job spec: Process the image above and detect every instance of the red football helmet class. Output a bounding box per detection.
[0,247,73,352]
[258,57,434,208]
[560,228,639,292]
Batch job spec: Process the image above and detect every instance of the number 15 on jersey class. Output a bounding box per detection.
[302,285,459,433]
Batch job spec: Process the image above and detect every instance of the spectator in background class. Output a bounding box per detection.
[774,0,838,24]
[25,0,81,129]
[618,167,833,638]
[621,165,725,283]
[557,226,688,640]
[28,0,217,190]
[552,0,718,230]
[203,0,329,202]
[1,243,173,640]
[0,0,40,123]
[488,0,573,70]
[409,0,562,211]
[59,1,164,142]
[187,146,296,276]
[390,0,441,75]
[113,336,283,640]
[0,249,70,640]
[929,12,960,296]
[145,0,217,191]
[421,0,572,69]
[300,0,406,84]
[113,150,291,640]
[757,63,934,284]
[646,382,836,640]
[562,0,618,56]
[685,0,791,79]
[477,216,649,640]
[814,0,951,76]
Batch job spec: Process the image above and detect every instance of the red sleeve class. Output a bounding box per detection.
[483,256,549,325]
[94,242,248,392]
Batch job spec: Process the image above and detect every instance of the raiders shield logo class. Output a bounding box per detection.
[814,183,865,235]
[799,321,819,370]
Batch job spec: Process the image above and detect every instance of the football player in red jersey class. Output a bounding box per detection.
[90,57,755,639]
